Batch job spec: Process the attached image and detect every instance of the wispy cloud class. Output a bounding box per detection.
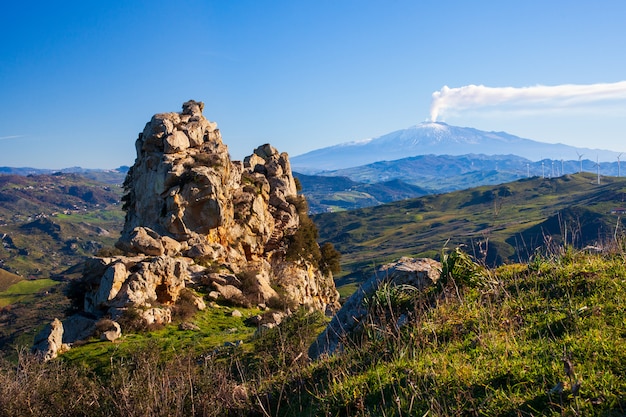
[0,135,25,141]
[429,81,626,122]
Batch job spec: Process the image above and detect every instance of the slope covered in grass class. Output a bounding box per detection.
[314,172,626,289]
[0,249,624,416]
[0,269,21,292]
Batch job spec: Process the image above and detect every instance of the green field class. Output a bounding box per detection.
[0,278,59,308]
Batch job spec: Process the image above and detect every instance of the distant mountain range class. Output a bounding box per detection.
[3,123,625,214]
[291,122,623,172]
[319,153,626,187]
[294,152,626,212]
[0,166,128,184]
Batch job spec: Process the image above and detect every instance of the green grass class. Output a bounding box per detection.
[61,305,262,374]
[0,250,625,416]
[0,278,59,307]
[54,208,124,225]
[253,250,626,416]
[337,282,359,298]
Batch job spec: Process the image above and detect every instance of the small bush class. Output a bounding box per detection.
[171,288,201,321]
[95,246,125,257]
[439,246,490,288]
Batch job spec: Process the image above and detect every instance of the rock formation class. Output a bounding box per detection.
[32,318,66,361]
[33,100,339,359]
[309,257,441,360]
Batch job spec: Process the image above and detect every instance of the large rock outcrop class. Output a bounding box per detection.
[34,100,339,358]
[117,100,299,263]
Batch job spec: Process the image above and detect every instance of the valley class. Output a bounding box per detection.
[314,172,626,290]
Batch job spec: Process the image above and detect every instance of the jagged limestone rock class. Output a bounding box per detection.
[141,307,172,326]
[309,257,441,360]
[37,100,339,355]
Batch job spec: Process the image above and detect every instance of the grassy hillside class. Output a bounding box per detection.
[294,172,428,213]
[0,249,623,416]
[314,173,626,288]
[0,173,123,353]
[0,269,21,292]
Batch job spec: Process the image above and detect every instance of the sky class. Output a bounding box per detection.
[1,0,626,169]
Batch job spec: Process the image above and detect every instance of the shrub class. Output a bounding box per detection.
[95,246,125,257]
[439,246,490,288]
[319,241,341,275]
[171,288,201,321]
[64,277,90,314]
[285,195,330,270]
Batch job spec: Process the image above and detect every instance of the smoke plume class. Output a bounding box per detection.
[429,81,626,122]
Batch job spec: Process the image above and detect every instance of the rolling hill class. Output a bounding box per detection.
[313,172,626,288]
[0,173,124,278]
[294,172,429,212]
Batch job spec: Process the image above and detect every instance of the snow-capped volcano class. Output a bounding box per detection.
[291,122,621,173]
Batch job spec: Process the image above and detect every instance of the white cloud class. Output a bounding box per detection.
[429,81,626,122]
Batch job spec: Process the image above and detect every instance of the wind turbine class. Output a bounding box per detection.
[593,156,600,185]
[618,153,623,177]
[576,151,584,174]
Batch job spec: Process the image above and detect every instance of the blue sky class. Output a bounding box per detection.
[2,0,625,169]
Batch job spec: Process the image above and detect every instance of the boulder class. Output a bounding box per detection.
[249,270,279,302]
[85,261,128,312]
[213,283,244,302]
[99,320,122,342]
[141,307,172,325]
[309,257,441,359]
[128,227,165,256]
[179,322,200,331]
[161,235,183,256]
[32,318,64,361]
[192,294,206,311]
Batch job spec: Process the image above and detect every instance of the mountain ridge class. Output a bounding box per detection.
[292,122,623,172]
